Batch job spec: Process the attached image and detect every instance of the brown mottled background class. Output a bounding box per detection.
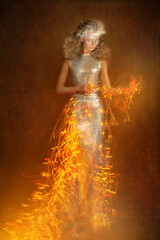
[0,0,159,239]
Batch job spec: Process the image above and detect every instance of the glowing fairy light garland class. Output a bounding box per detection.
[3,75,142,240]
[102,75,143,122]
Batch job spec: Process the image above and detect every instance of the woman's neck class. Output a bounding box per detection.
[82,48,91,55]
[81,53,90,56]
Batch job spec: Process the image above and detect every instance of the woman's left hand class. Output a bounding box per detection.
[79,83,94,95]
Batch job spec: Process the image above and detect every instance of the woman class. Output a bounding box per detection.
[53,19,117,235]
[5,19,141,240]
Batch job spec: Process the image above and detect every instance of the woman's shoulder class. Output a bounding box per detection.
[61,59,70,68]
[63,59,70,64]
[67,56,80,69]
[61,57,77,70]
[101,58,107,64]
[59,59,70,72]
[101,58,108,67]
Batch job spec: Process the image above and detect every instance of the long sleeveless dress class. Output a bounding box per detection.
[3,54,142,240]
[4,55,117,240]
[57,54,116,234]
[70,54,103,165]
[44,54,116,239]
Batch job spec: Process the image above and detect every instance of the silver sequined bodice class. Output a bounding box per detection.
[69,55,103,162]
[69,54,101,93]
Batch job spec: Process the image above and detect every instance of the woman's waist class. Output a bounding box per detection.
[73,91,100,99]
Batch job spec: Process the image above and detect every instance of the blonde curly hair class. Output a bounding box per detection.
[63,19,109,59]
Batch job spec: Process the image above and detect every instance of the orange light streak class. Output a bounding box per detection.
[3,75,142,239]
[102,75,143,122]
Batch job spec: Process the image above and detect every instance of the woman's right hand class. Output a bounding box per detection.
[78,84,94,95]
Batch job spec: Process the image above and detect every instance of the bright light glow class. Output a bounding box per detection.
[3,75,142,239]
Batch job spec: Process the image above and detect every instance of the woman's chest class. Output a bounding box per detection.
[69,56,102,85]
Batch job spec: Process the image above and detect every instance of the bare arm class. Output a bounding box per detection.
[56,60,93,95]
[100,59,112,89]
[100,60,124,95]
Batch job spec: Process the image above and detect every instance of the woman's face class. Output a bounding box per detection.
[82,32,99,54]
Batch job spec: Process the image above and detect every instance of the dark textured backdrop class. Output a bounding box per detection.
[0,0,159,239]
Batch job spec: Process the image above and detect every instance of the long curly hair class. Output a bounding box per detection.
[63,19,110,59]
